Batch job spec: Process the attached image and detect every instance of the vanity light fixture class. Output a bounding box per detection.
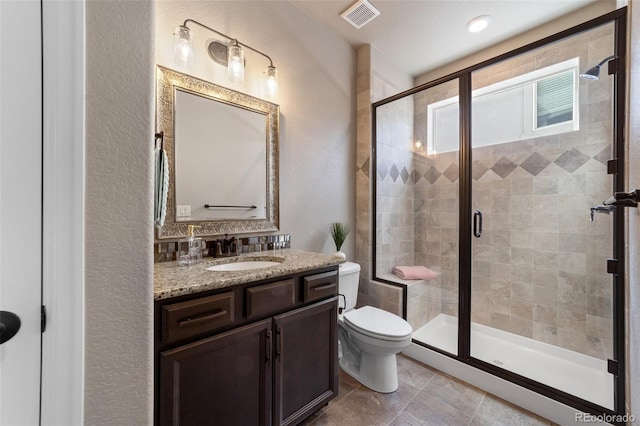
[466,15,491,33]
[226,39,245,83]
[173,25,194,67]
[173,19,278,99]
[265,65,278,99]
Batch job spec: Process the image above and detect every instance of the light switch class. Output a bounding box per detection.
[177,205,191,217]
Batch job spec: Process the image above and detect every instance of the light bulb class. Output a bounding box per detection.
[227,41,244,83]
[265,66,278,99]
[173,25,193,68]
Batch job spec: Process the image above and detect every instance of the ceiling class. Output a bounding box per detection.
[289,0,599,76]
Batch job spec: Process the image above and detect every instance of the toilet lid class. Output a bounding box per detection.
[344,306,412,341]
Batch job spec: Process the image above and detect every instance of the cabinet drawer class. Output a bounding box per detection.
[303,271,338,303]
[162,292,235,343]
[246,279,296,319]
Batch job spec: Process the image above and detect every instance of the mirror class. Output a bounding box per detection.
[155,65,279,239]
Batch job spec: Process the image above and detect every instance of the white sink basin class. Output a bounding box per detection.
[206,260,282,272]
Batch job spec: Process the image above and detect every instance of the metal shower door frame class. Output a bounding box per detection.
[371,6,628,420]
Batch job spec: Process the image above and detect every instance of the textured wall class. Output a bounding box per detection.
[85,1,155,424]
[85,3,354,422]
[155,1,356,257]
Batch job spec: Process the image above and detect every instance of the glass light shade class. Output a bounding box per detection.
[227,42,245,83]
[173,25,194,68]
[265,66,278,99]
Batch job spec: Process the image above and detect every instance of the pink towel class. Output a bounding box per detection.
[392,266,438,281]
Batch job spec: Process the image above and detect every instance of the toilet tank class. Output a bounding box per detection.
[338,262,361,311]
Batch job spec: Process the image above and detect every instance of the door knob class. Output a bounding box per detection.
[0,311,21,344]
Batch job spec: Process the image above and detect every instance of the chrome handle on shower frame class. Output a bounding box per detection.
[590,205,615,222]
[473,211,482,238]
[602,189,639,208]
[589,189,638,222]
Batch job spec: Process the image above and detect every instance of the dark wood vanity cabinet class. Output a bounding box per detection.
[159,319,273,425]
[155,266,339,426]
[274,298,337,426]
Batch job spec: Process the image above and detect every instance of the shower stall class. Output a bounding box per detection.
[372,9,627,419]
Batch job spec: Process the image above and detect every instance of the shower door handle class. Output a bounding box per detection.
[473,211,483,238]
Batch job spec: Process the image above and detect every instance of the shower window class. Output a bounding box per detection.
[427,58,579,155]
[535,70,575,128]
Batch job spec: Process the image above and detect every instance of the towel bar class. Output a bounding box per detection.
[204,204,257,209]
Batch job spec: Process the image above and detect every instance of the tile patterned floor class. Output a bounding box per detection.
[302,355,555,426]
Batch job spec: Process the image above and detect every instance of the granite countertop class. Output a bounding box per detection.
[154,249,344,301]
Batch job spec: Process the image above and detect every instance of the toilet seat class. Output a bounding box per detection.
[343,306,412,342]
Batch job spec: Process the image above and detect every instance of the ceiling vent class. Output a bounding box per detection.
[340,0,380,29]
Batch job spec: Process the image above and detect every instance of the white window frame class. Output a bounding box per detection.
[426,57,580,154]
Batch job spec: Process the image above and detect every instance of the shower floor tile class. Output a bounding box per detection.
[301,355,554,426]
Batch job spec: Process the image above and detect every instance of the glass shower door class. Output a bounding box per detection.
[469,22,617,410]
[375,79,460,356]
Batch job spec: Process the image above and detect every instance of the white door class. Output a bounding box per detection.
[0,0,43,424]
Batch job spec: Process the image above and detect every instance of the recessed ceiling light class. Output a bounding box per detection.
[466,15,492,33]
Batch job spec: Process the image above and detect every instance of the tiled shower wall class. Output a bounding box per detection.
[410,150,460,328]
[355,45,406,317]
[407,24,615,359]
[410,78,462,329]
[360,25,615,359]
[375,96,415,275]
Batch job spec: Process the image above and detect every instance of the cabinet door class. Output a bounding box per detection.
[159,319,272,426]
[273,297,338,426]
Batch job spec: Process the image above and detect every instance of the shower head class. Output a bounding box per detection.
[579,55,616,80]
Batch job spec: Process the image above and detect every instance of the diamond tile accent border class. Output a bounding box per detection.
[372,143,612,186]
[377,159,388,180]
[411,169,421,184]
[593,146,611,166]
[492,157,518,179]
[472,160,489,181]
[443,164,459,182]
[520,152,551,176]
[357,157,371,178]
[554,148,590,173]
[401,167,410,184]
[425,166,440,184]
[389,164,400,182]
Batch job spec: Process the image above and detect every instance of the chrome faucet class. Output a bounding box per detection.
[590,205,615,222]
[224,235,239,255]
[212,234,239,257]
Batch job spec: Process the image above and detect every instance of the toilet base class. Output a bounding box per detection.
[339,352,399,393]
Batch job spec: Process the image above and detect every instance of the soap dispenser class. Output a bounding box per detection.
[178,225,203,266]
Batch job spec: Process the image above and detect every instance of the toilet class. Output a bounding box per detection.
[337,262,412,393]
